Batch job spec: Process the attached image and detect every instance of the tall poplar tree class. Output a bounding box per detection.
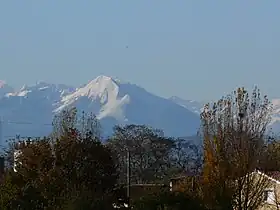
[200,87,272,209]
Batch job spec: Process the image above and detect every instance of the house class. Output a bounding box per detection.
[253,170,280,210]
[130,183,168,199]
[169,170,280,210]
[169,172,201,192]
[113,183,168,209]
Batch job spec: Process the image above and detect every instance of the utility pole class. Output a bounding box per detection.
[127,149,131,208]
[0,117,2,151]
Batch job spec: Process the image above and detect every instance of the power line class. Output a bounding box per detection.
[3,135,42,139]
[0,119,52,143]
[1,120,52,126]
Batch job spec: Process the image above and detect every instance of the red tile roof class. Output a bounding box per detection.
[266,171,280,181]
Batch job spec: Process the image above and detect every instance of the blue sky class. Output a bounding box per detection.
[0,1,280,101]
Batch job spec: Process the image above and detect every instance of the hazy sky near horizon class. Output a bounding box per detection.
[1,1,280,101]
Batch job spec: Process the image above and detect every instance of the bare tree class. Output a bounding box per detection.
[170,138,202,175]
[200,87,272,210]
[107,124,174,184]
[52,108,101,141]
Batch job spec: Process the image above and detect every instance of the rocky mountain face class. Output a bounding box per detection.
[54,76,200,137]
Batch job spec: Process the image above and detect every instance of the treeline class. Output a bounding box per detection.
[0,87,280,209]
[0,108,202,209]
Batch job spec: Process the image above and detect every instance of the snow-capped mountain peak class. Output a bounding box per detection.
[55,75,130,122]
[59,75,124,102]
[83,75,121,99]
[53,76,201,137]
[9,82,75,99]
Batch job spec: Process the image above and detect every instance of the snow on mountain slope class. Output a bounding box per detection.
[0,82,75,141]
[4,76,280,140]
[55,76,130,122]
[55,76,200,137]
[169,96,204,115]
[0,80,14,98]
[11,82,75,100]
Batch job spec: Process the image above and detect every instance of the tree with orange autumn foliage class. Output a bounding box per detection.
[200,87,272,210]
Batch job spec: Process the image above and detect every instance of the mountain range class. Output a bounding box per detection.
[0,76,201,143]
[0,75,280,145]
